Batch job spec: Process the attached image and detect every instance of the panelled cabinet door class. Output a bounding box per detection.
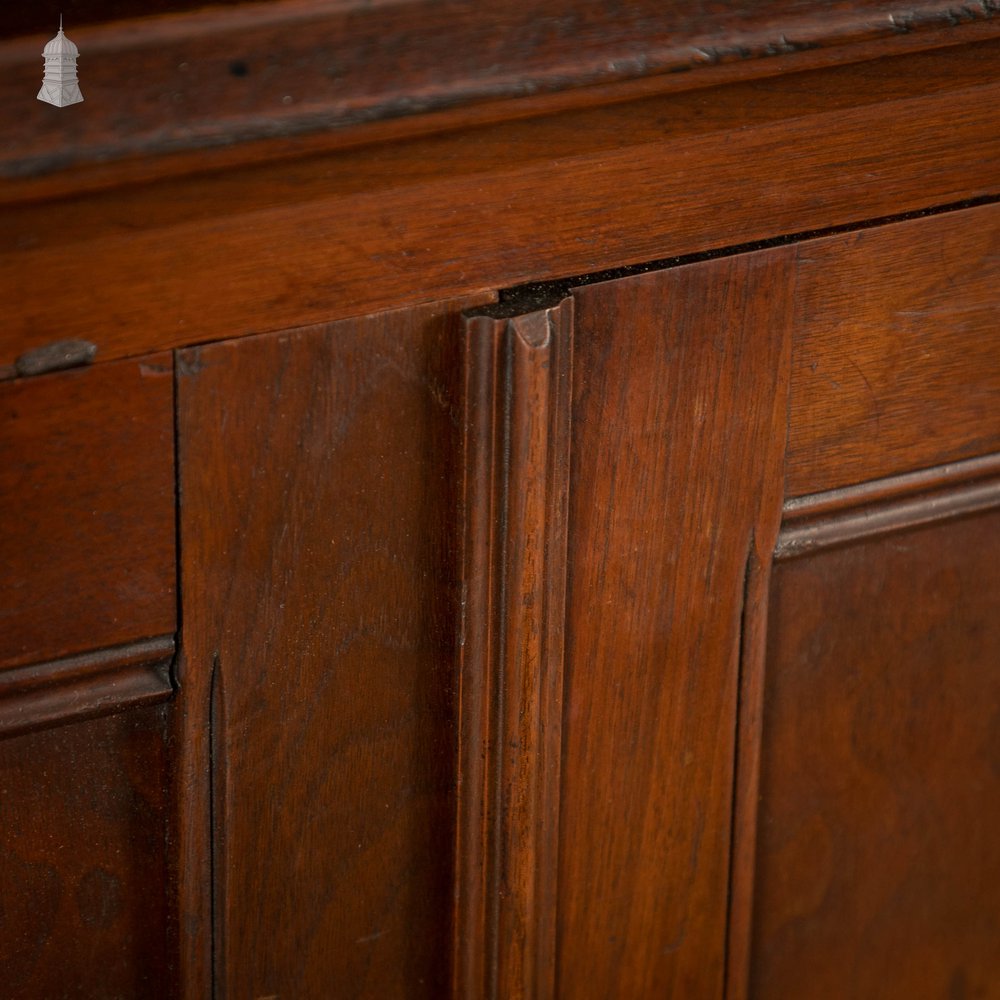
[175,298,488,998]
[174,201,1000,999]
[453,253,794,999]
[457,204,1000,998]
[0,357,176,997]
[730,203,1000,1000]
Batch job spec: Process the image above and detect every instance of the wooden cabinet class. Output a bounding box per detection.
[3,5,1000,997]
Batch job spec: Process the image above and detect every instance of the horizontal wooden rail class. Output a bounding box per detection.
[777,454,1000,559]
[0,636,175,738]
[5,42,1000,369]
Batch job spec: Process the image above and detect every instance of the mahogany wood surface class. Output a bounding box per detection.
[788,203,1000,496]
[176,296,489,998]
[749,508,1000,998]
[0,704,171,999]
[6,10,1000,996]
[0,635,174,739]
[4,0,1000,177]
[554,250,792,997]
[455,302,573,1000]
[5,41,1000,368]
[0,355,176,670]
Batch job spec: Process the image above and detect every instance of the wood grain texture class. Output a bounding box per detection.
[788,202,1000,496]
[0,354,176,670]
[455,302,573,1000]
[0,635,173,738]
[176,296,489,998]
[749,509,1000,999]
[6,40,1000,368]
[4,0,999,177]
[555,249,792,996]
[0,704,171,999]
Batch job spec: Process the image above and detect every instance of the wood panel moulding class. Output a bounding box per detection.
[777,451,1000,559]
[0,635,174,740]
[728,454,1000,999]
[455,300,574,999]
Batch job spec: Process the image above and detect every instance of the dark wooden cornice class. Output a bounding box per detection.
[3,0,1000,183]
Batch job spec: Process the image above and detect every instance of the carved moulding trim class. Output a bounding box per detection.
[0,634,174,739]
[776,451,1000,560]
[454,298,574,1000]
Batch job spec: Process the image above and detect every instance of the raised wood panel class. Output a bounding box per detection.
[749,507,1000,998]
[6,41,1000,368]
[0,705,171,998]
[555,249,792,996]
[455,302,573,1000]
[176,297,488,998]
[788,202,1000,496]
[0,355,176,670]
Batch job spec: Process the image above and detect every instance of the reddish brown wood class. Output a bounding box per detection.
[5,41,1000,368]
[0,704,171,998]
[554,249,792,996]
[749,507,1000,998]
[788,202,1000,496]
[4,0,999,178]
[0,355,176,670]
[455,301,573,1000]
[0,635,173,738]
[176,296,489,997]
[777,467,1000,558]
[782,451,1000,521]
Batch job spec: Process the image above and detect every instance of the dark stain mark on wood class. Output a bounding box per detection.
[14,340,97,378]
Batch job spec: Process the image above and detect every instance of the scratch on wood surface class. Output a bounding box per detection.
[847,355,882,435]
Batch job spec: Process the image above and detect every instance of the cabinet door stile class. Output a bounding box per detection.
[454,301,574,1000]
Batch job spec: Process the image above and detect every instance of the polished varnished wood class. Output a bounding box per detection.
[6,8,1000,996]
[0,635,173,738]
[749,506,1000,998]
[555,250,792,997]
[777,457,1000,559]
[788,202,1000,496]
[0,705,171,998]
[176,297,488,997]
[456,302,573,1000]
[0,355,176,670]
[728,203,1000,1000]
[6,41,1000,368]
[4,0,999,178]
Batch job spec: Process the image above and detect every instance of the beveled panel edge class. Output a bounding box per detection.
[0,634,175,739]
[454,299,574,1000]
[776,453,1000,560]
